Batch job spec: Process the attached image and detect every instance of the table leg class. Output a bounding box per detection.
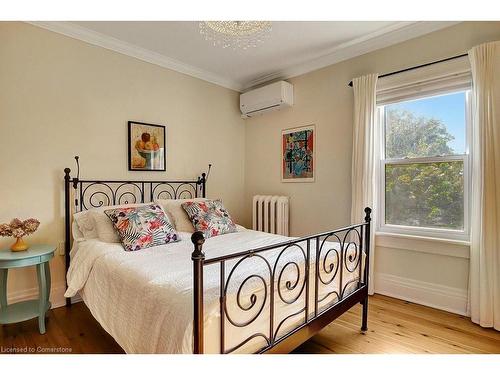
[36,263,47,334]
[0,269,7,309]
[44,260,51,308]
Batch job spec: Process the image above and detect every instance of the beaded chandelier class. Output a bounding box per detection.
[199,21,272,50]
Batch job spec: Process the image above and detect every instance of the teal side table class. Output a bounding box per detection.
[0,244,55,334]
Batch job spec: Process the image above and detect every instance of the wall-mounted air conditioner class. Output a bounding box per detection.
[240,81,294,118]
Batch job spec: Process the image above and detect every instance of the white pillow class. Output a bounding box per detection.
[92,202,151,243]
[73,211,98,239]
[156,198,208,233]
[72,221,84,241]
[70,221,85,258]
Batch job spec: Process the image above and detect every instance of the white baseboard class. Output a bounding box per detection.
[7,284,69,310]
[374,272,468,316]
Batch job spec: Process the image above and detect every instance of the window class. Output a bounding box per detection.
[378,90,471,240]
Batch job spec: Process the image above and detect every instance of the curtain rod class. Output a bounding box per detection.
[347,53,468,87]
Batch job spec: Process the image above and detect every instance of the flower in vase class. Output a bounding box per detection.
[0,218,40,238]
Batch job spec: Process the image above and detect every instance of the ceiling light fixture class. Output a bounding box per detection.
[199,21,272,50]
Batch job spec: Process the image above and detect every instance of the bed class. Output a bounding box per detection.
[63,166,372,354]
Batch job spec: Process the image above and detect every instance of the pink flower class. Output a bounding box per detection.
[22,218,40,235]
[116,219,129,231]
[138,234,153,247]
[149,219,162,230]
[0,223,12,237]
[9,218,23,229]
[11,228,24,238]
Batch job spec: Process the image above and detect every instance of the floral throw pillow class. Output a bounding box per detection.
[104,204,179,251]
[181,199,237,238]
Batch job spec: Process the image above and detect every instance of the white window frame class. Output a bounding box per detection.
[377,89,472,241]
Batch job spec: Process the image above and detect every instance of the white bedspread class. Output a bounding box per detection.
[65,229,362,353]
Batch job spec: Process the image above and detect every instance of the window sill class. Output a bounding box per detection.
[375,231,470,259]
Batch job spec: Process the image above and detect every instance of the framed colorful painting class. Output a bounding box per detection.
[128,121,166,171]
[281,124,315,182]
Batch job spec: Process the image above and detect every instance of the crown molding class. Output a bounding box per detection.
[27,21,244,92]
[242,21,462,91]
[27,21,460,93]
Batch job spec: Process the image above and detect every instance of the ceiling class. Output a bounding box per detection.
[30,21,459,91]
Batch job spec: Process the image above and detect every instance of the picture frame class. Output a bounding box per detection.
[128,121,166,171]
[281,124,315,182]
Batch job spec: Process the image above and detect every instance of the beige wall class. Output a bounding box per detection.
[0,22,245,306]
[244,22,500,314]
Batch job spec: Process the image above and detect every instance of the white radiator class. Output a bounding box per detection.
[252,195,289,236]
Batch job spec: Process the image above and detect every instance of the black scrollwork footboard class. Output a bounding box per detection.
[191,207,372,354]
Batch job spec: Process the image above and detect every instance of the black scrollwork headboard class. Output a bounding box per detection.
[63,167,207,306]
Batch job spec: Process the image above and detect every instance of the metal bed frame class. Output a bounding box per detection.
[64,167,371,354]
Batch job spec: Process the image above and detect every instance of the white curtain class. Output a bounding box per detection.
[351,73,378,295]
[468,41,500,330]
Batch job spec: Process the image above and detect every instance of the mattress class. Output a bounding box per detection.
[65,228,362,353]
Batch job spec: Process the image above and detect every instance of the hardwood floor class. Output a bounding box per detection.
[294,295,500,354]
[1,294,499,354]
[0,299,123,354]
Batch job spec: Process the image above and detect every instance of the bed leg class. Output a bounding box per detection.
[191,231,206,354]
[361,296,368,331]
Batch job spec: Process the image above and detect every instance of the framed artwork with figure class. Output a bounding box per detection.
[128,121,166,171]
[281,124,315,182]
